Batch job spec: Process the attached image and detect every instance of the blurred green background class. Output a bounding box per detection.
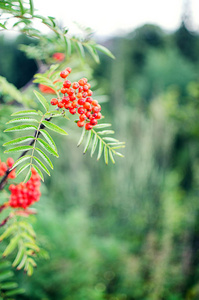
[1,16,199,300]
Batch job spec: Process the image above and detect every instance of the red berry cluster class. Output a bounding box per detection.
[50,67,102,130]
[9,168,41,209]
[0,157,15,179]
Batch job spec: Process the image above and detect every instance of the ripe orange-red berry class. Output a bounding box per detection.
[72,82,79,89]
[60,70,69,78]
[51,98,58,105]
[85,123,93,130]
[90,118,98,126]
[63,80,71,88]
[77,121,84,127]
[78,107,85,114]
[69,108,76,115]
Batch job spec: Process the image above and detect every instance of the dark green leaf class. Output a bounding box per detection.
[4,125,37,132]
[3,136,34,147]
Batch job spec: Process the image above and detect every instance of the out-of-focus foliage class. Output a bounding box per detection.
[2,20,199,300]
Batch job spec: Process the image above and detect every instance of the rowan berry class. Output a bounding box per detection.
[85,123,93,130]
[60,87,68,94]
[77,121,85,127]
[63,80,71,88]
[83,84,89,91]
[90,118,98,126]
[91,100,98,106]
[78,78,86,86]
[6,157,14,168]
[51,98,58,105]
[77,107,85,114]
[60,70,69,78]
[79,114,87,121]
[86,97,93,103]
[69,108,76,115]
[87,90,93,96]
[92,105,101,113]
[72,82,79,89]
[72,101,78,108]
[66,67,72,73]
[78,99,85,105]
[65,102,72,109]
[82,92,87,98]
[58,101,64,108]
[77,93,83,99]
[96,112,102,119]
[83,102,92,110]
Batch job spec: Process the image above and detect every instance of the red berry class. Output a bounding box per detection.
[78,78,86,86]
[69,108,76,115]
[51,98,58,105]
[60,70,69,78]
[58,102,64,108]
[78,99,85,105]
[77,107,85,114]
[91,100,98,106]
[77,121,85,127]
[72,101,78,108]
[86,97,93,103]
[7,157,14,168]
[77,93,82,99]
[66,67,72,73]
[85,123,93,130]
[87,90,93,96]
[90,118,98,126]
[83,84,89,91]
[63,80,71,88]
[83,102,92,110]
[96,112,102,119]
[79,114,86,121]
[60,87,67,94]
[72,82,79,89]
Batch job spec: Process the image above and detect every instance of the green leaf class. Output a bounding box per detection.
[40,129,57,152]
[11,155,31,170]
[34,90,49,112]
[12,246,25,268]
[23,166,32,183]
[4,288,24,297]
[18,221,36,238]
[35,147,53,169]
[64,36,71,57]
[29,0,34,15]
[77,126,86,147]
[11,110,39,116]
[0,271,14,282]
[97,130,115,135]
[33,156,50,176]
[42,121,68,135]
[32,164,44,181]
[75,41,85,59]
[109,149,115,164]
[15,163,31,177]
[91,134,98,157]
[94,123,112,129]
[1,282,18,290]
[104,145,108,165]
[114,151,124,158]
[0,225,17,242]
[4,125,37,132]
[84,44,100,64]
[97,140,104,160]
[6,117,38,124]
[24,242,40,252]
[37,138,59,157]
[3,235,20,257]
[27,263,34,276]
[16,255,27,270]
[83,130,92,154]
[3,136,34,147]
[4,145,33,154]
[18,0,25,14]
[95,44,115,59]
[102,137,119,142]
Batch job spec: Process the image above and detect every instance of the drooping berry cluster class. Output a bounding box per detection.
[50,67,102,130]
[9,168,41,209]
[0,157,15,179]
